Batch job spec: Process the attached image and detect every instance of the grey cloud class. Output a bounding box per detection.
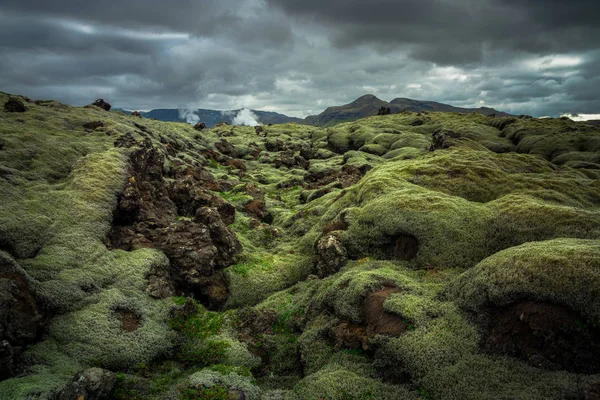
[0,1,598,117]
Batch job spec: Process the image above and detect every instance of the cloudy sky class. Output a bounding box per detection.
[0,0,598,117]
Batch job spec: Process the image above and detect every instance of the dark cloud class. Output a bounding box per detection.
[267,0,600,63]
[0,0,598,117]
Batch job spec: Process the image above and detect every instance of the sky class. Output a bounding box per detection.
[0,0,599,118]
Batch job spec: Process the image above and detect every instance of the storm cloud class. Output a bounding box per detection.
[0,0,598,117]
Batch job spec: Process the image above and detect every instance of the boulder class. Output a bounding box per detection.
[83,121,104,130]
[0,252,43,380]
[429,129,460,151]
[57,368,116,400]
[313,233,348,278]
[194,122,206,130]
[109,139,241,308]
[92,99,111,111]
[377,106,391,115]
[4,98,26,113]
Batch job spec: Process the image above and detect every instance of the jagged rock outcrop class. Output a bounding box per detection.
[109,138,241,308]
[3,98,26,113]
[429,129,461,151]
[313,233,348,278]
[0,252,43,381]
[92,99,111,111]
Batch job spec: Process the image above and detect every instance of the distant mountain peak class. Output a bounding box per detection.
[304,94,513,127]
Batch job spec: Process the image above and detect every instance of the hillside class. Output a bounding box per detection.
[304,94,512,127]
[1,91,600,400]
[116,108,302,127]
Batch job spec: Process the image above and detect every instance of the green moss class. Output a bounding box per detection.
[185,368,261,400]
[449,238,600,318]
[421,355,593,400]
[289,366,417,400]
[225,253,312,308]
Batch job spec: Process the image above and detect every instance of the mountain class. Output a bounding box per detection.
[303,94,513,127]
[303,94,390,127]
[389,98,513,117]
[115,108,302,127]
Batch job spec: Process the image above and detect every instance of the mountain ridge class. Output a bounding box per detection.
[303,94,513,127]
[113,108,302,127]
[114,94,513,128]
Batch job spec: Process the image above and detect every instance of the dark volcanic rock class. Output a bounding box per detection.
[109,139,241,308]
[131,111,142,118]
[377,106,391,115]
[194,122,206,130]
[92,99,111,111]
[313,233,348,278]
[429,129,461,151]
[57,368,116,400]
[243,199,272,223]
[0,252,43,381]
[304,164,370,190]
[215,139,236,156]
[169,176,236,225]
[83,121,104,130]
[274,150,309,170]
[4,98,26,113]
[114,132,138,149]
[484,301,600,373]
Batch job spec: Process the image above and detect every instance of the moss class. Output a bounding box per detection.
[421,355,593,400]
[376,301,479,379]
[46,287,176,370]
[185,368,261,400]
[340,188,490,270]
[449,238,600,319]
[289,366,417,400]
[225,253,312,308]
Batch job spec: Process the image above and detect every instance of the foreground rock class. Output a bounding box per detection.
[0,252,43,381]
[57,368,116,400]
[109,137,241,308]
[3,98,26,113]
[92,99,111,111]
[313,233,348,278]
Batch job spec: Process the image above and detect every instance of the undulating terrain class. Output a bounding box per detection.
[2,91,600,400]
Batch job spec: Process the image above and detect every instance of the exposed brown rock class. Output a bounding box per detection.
[322,219,349,235]
[215,139,236,156]
[115,309,141,333]
[383,234,419,260]
[331,286,405,350]
[225,159,247,171]
[83,121,104,130]
[304,164,371,190]
[194,122,206,130]
[0,252,43,381]
[4,98,26,113]
[274,150,309,170]
[484,301,600,373]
